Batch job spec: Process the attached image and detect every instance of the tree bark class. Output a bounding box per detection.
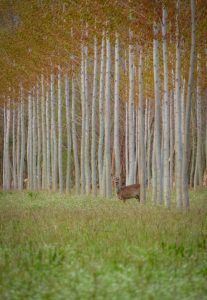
[84,45,91,194]
[46,87,51,190]
[16,102,20,187]
[114,33,121,181]
[71,78,80,193]
[138,47,146,203]
[32,90,37,190]
[125,103,129,184]
[41,75,47,189]
[91,37,98,196]
[50,72,58,191]
[19,90,25,190]
[12,104,17,189]
[128,40,135,184]
[28,93,33,189]
[65,73,72,192]
[162,6,170,207]
[195,57,203,186]
[58,66,63,192]
[104,35,112,197]
[36,83,41,190]
[98,34,105,194]
[182,0,196,208]
[80,46,86,193]
[153,21,163,204]
[4,101,11,190]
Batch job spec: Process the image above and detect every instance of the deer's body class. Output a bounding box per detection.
[114,178,140,202]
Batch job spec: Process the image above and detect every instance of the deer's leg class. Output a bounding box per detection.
[136,195,140,202]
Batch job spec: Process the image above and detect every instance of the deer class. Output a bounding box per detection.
[113,177,140,203]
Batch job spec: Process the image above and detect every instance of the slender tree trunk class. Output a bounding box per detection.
[162,6,170,207]
[5,101,11,190]
[16,103,20,187]
[135,109,139,184]
[91,38,98,196]
[125,103,129,184]
[147,102,152,188]
[46,88,51,190]
[80,46,86,193]
[153,21,163,204]
[58,66,63,192]
[71,78,80,193]
[152,123,157,204]
[128,39,135,184]
[182,0,196,208]
[50,72,58,191]
[104,35,112,197]
[19,88,25,190]
[138,47,146,203]
[190,115,196,187]
[114,33,121,181]
[36,83,41,190]
[65,73,72,192]
[170,91,174,189]
[195,57,203,186]
[32,90,37,190]
[12,105,17,189]
[98,34,105,195]
[28,93,33,189]
[174,0,184,208]
[84,45,90,194]
[181,80,185,146]
[41,75,47,189]
[144,99,148,188]
[3,105,7,189]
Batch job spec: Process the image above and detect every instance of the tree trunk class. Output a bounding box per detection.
[41,75,47,189]
[153,21,163,204]
[58,66,63,192]
[80,46,86,193]
[46,88,51,190]
[170,91,174,189]
[4,101,11,190]
[125,103,129,184]
[98,34,105,194]
[91,38,98,196]
[162,6,170,207]
[114,33,121,180]
[65,73,72,192]
[195,57,203,186]
[36,83,41,190]
[71,78,80,193]
[28,93,33,189]
[104,35,112,197]
[138,47,146,203]
[19,88,25,190]
[84,45,91,194]
[50,72,58,191]
[152,123,157,204]
[182,0,196,208]
[3,105,6,189]
[32,90,37,190]
[12,105,17,189]
[16,102,20,187]
[174,0,184,209]
[128,40,135,184]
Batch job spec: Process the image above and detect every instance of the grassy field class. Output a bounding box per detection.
[0,190,207,300]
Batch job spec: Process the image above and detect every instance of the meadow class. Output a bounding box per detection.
[0,190,207,300]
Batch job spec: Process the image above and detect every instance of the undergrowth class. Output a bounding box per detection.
[0,189,206,300]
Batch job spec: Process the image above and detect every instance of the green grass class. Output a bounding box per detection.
[0,190,207,300]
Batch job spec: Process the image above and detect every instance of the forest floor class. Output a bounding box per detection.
[0,189,207,300]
